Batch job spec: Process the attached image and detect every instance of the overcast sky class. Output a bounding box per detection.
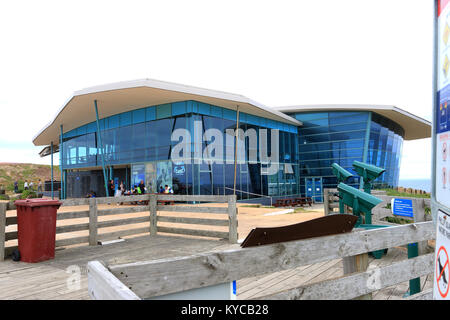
[0,0,434,180]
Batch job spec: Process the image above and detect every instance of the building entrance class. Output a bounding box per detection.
[305,177,323,203]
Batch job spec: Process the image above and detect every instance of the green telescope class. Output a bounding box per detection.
[337,182,383,226]
[332,163,353,182]
[352,161,385,194]
[332,163,353,213]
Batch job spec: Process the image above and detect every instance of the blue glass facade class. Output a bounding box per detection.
[61,103,405,200]
[367,113,404,188]
[286,111,404,200]
[61,100,298,199]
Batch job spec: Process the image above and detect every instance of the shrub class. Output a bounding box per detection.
[0,194,10,200]
[20,190,37,199]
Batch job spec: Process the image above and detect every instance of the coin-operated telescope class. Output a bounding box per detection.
[352,161,385,194]
[331,163,354,213]
[332,163,353,182]
[337,182,388,259]
[337,182,383,227]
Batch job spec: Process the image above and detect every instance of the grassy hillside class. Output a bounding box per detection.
[0,163,61,192]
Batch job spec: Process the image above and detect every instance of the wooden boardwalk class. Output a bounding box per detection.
[0,235,231,300]
[0,233,434,300]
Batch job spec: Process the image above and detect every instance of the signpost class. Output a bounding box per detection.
[433,0,450,300]
[434,210,450,299]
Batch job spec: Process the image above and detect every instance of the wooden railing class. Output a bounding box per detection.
[324,188,431,222]
[0,194,238,261]
[87,221,436,300]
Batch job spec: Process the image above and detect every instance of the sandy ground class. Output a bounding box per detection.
[4,201,325,248]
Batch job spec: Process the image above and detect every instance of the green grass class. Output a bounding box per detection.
[384,216,412,224]
[380,188,430,199]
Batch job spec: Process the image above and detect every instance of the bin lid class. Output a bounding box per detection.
[14,199,62,207]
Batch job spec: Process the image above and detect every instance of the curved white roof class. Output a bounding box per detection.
[275,104,431,141]
[33,78,302,146]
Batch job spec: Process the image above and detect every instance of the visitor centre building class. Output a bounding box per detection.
[33,79,431,202]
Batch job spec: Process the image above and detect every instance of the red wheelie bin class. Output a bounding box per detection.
[14,199,62,263]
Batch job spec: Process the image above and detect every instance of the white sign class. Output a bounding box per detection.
[436,0,450,209]
[434,210,450,299]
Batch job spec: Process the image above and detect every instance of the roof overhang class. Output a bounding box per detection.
[274,104,431,141]
[39,144,59,158]
[33,78,302,147]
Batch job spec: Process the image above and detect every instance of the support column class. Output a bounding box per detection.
[94,100,109,197]
[60,125,64,200]
[360,112,372,191]
[51,141,54,200]
[233,106,240,196]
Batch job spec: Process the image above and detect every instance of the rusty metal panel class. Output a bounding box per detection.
[240,214,358,248]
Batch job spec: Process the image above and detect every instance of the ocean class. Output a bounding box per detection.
[398,179,431,193]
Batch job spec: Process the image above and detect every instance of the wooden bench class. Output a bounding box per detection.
[295,197,313,207]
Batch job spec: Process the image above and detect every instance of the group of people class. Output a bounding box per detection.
[159,185,174,194]
[14,179,43,193]
[86,180,174,198]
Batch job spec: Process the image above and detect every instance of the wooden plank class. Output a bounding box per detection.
[109,221,435,298]
[405,288,433,300]
[97,216,150,229]
[87,261,141,300]
[98,206,149,216]
[157,194,229,203]
[150,194,157,237]
[157,216,228,226]
[156,205,228,214]
[157,226,229,239]
[61,198,89,206]
[257,253,434,300]
[56,223,90,234]
[55,236,89,247]
[89,198,98,246]
[343,253,371,300]
[228,195,238,244]
[57,210,90,220]
[95,195,149,205]
[0,203,6,261]
[98,227,150,241]
[323,188,330,215]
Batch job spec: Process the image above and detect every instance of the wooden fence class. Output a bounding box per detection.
[0,194,238,261]
[324,188,431,222]
[87,220,436,300]
[323,188,432,255]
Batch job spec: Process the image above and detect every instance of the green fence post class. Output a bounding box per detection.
[407,242,421,295]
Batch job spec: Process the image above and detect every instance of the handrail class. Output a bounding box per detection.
[223,187,273,206]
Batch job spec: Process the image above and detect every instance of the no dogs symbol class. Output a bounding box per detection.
[436,246,450,298]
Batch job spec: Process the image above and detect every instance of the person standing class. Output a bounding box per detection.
[138,180,146,194]
[24,180,28,190]
[109,180,115,197]
[14,181,18,193]
[37,179,43,192]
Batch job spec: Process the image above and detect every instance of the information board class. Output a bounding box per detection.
[391,198,414,218]
[436,0,450,208]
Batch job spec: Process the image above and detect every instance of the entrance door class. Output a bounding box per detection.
[305,177,323,203]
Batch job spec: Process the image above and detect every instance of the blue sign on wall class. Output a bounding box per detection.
[392,198,414,218]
